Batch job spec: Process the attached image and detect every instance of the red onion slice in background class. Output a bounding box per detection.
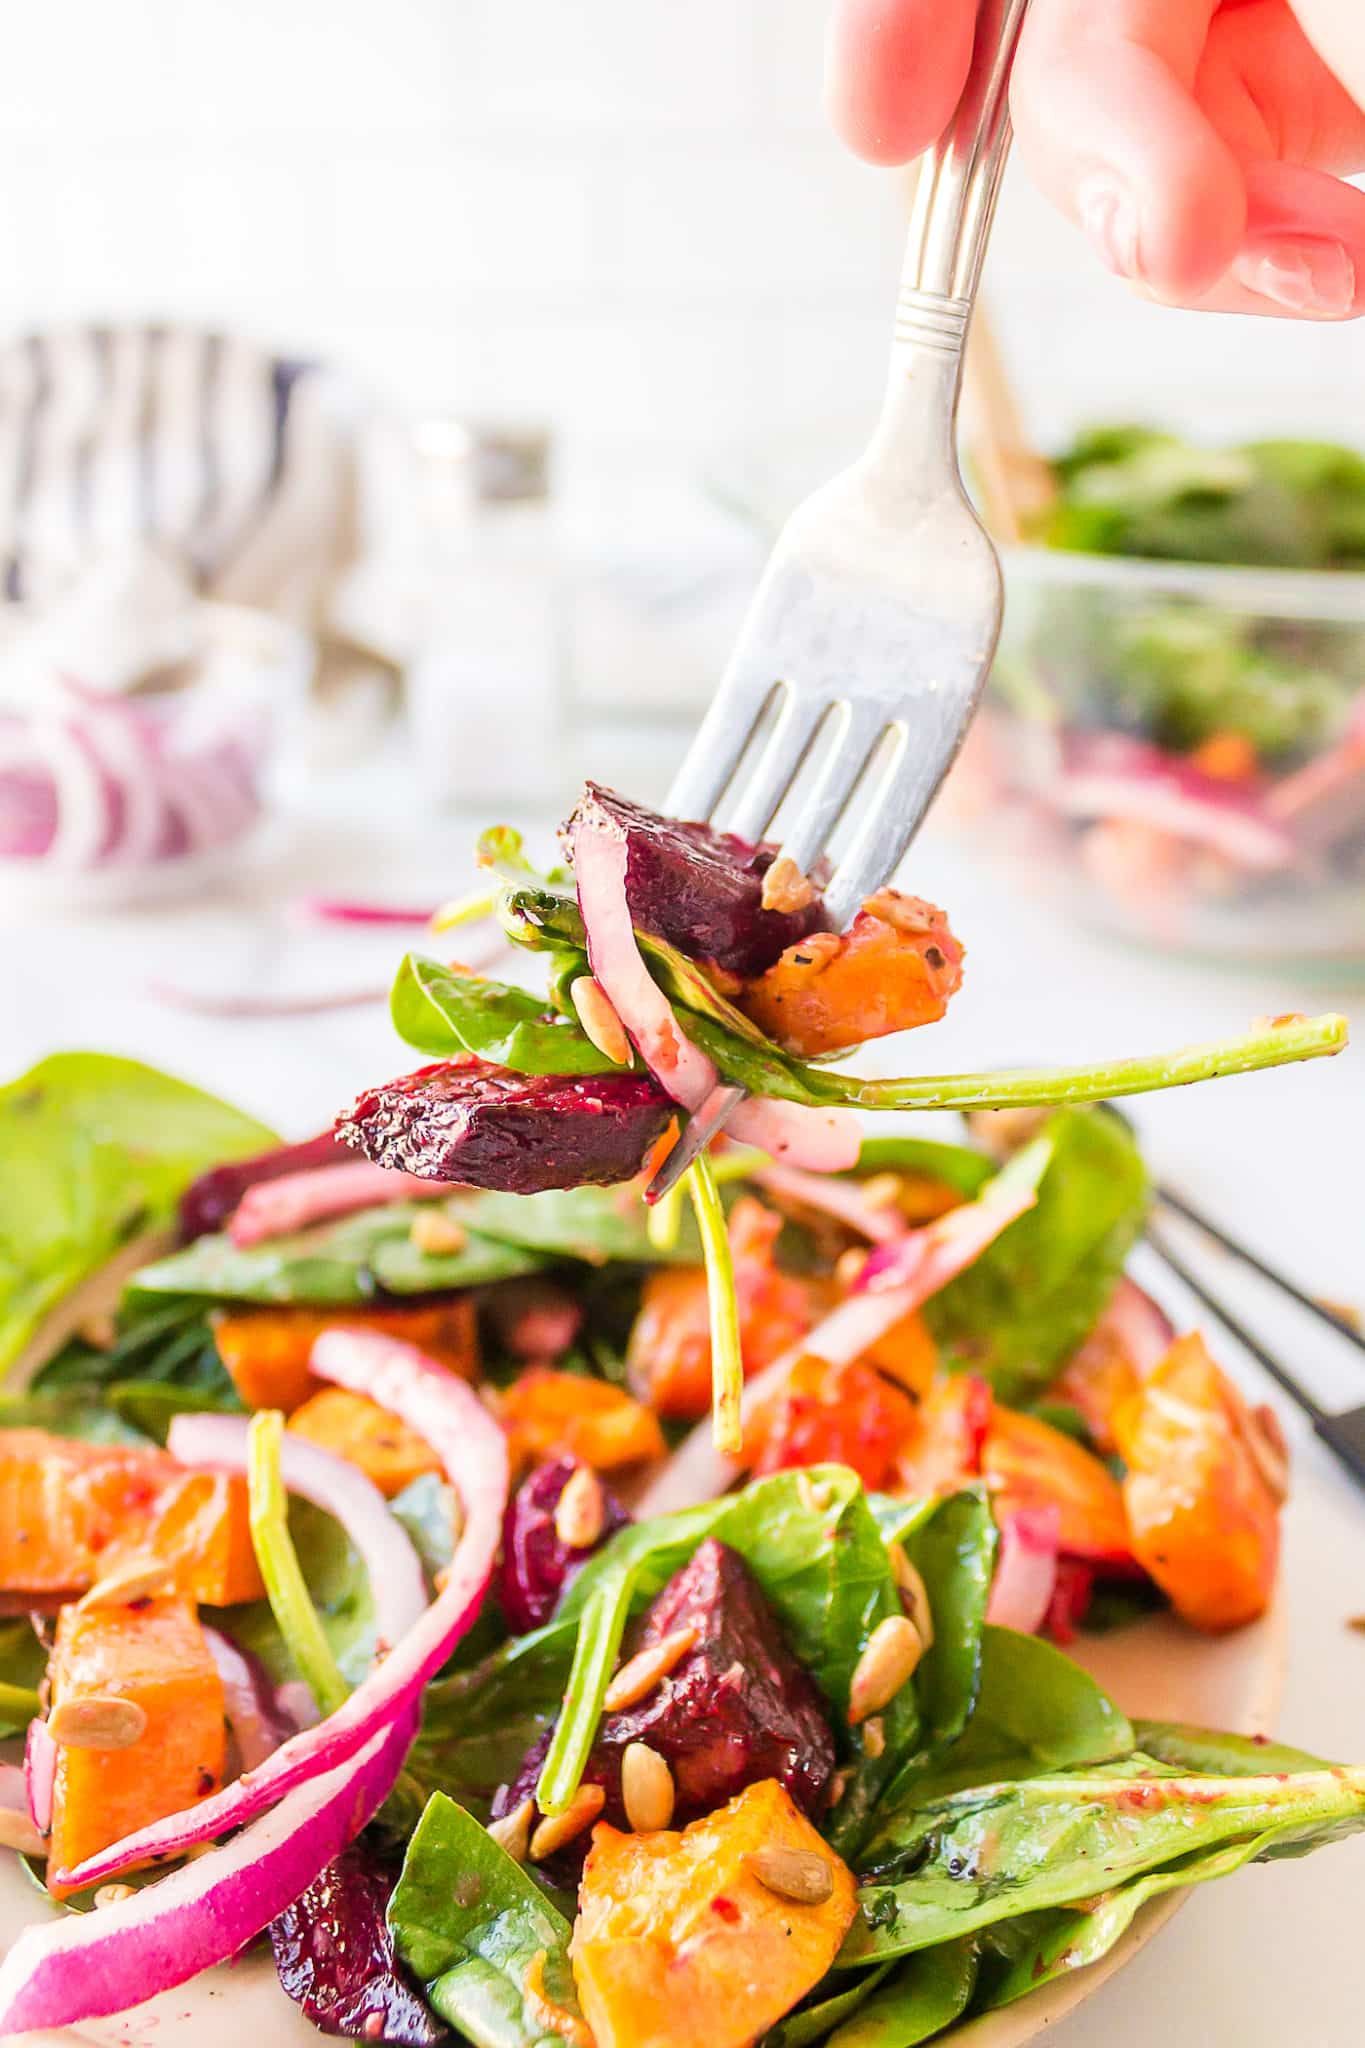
[985,1506,1061,1635]
[227,1160,463,1246]
[22,1721,55,1835]
[752,1163,907,1244]
[1054,733,1295,872]
[203,1627,301,1772]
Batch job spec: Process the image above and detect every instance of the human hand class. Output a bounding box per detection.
[826,0,1365,318]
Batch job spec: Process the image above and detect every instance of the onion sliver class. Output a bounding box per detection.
[571,815,860,1172]
[58,1337,507,1893]
[23,1721,55,1833]
[1101,1276,1174,1377]
[203,1626,298,1770]
[172,1415,428,1659]
[0,1709,415,2037]
[637,1164,1039,1515]
[228,1159,462,1245]
[754,1162,905,1244]
[985,1506,1060,1636]
[0,1760,31,1818]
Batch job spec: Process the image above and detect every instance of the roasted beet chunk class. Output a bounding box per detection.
[271,1849,445,2046]
[564,784,829,978]
[336,1059,672,1194]
[499,1456,631,1633]
[491,1538,836,1876]
[179,1132,349,1240]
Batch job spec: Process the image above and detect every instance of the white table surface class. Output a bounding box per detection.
[3,784,1363,2048]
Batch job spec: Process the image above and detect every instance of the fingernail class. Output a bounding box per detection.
[1077,177,1140,278]
[1234,237,1356,317]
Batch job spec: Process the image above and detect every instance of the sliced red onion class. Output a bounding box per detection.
[203,1627,299,1772]
[56,679,166,869]
[0,1760,31,1818]
[228,1160,462,1246]
[23,1720,55,1833]
[985,1505,1060,1635]
[298,896,442,926]
[570,814,861,1172]
[1056,733,1294,872]
[637,1168,1038,1515]
[1268,719,1365,852]
[59,1337,507,1892]
[171,1415,428,1658]
[1100,1276,1175,1377]
[753,1162,906,1244]
[0,1709,415,2037]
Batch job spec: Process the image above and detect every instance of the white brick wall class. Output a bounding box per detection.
[0,0,1359,473]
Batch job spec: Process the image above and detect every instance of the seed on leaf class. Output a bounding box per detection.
[849,1615,923,1724]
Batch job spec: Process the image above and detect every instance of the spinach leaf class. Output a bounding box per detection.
[392,953,616,1076]
[864,1627,1133,1848]
[223,1499,375,1688]
[389,1792,585,2048]
[765,1967,893,2048]
[840,1761,1365,1966]
[1132,1721,1328,1776]
[437,1187,701,1269]
[851,1139,992,1198]
[0,1389,147,1446]
[106,1380,240,1443]
[924,1108,1149,1400]
[0,1052,277,1374]
[0,1620,49,1734]
[411,1624,577,1820]
[537,1466,914,1815]
[825,1938,977,2046]
[390,1473,461,1580]
[34,1296,231,1395]
[370,1231,549,1295]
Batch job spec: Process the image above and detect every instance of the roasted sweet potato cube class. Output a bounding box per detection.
[571,1778,856,2048]
[47,1593,226,1896]
[983,1406,1134,1566]
[214,1298,480,1414]
[736,890,964,1058]
[101,1468,265,1607]
[499,1369,665,1473]
[288,1387,442,1498]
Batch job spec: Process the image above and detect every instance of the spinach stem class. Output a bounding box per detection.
[686,1152,743,1455]
[246,1409,349,1716]
[0,1680,41,1724]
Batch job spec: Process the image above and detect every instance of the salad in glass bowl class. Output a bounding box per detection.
[0,792,1356,2045]
[946,429,1365,961]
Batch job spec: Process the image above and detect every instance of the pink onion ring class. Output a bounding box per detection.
[985,1506,1060,1635]
[0,1709,415,2036]
[56,1338,507,1893]
[0,1760,32,1819]
[203,1627,298,1771]
[570,815,860,1172]
[22,1721,55,1833]
[171,1415,428,1658]
[753,1162,905,1244]
[637,1168,1038,1515]
[228,1159,463,1245]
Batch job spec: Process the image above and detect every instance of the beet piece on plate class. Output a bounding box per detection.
[178,1133,349,1241]
[270,1848,446,2046]
[336,1060,673,1194]
[491,1537,836,1877]
[564,783,830,979]
[499,1455,631,1634]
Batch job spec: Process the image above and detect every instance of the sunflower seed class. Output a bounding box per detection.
[848,1615,923,1724]
[529,1783,605,1861]
[487,1797,534,1863]
[94,1883,136,1909]
[888,1544,935,1649]
[47,1696,148,1750]
[554,1466,605,1550]
[602,1626,697,1712]
[621,1743,675,1832]
[409,1209,469,1257]
[749,1842,834,1905]
[571,977,633,1067]
[78,1561,176,1612]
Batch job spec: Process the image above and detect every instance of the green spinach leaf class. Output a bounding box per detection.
[0,1052,276,1374]
[826,1938,977,2046]
[840,1760,1365,1966]
[764,1967,893,2048]
[389,1792,584,2048]
[1132,1721,1328,1776]
[409,1623,578,1821]
[0,1389,147,1445]
[924,1108,1149,1400]
[392,953,617,1075]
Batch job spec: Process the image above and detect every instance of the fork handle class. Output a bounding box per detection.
[895,0,1030,363]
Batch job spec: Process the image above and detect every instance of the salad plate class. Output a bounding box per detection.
[0,789,1352,2048]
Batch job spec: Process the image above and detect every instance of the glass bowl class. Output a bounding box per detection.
[940,547,1365,964]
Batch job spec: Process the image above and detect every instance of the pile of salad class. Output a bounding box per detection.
[959,429,1365,946]
[0,786,1356,2047]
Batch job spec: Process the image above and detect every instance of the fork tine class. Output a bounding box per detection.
[727,694,830,843]
[666,677,778,821]
[821,727,959,928]
[780,708,889,877]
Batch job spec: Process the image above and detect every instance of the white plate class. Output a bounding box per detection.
[0,1264,1287,2048]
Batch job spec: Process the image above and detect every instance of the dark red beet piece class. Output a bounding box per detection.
[336,1059,672,1194]
[178,1133,349,1240]
[270,1849,445,2046]
[564,783,830,978]
[499,1456,631,1634]
[491,1538,836,1877]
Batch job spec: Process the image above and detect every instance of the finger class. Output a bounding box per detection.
[1141,160,1365,318]
[1011,0,1249,302]
[825,0,977,166]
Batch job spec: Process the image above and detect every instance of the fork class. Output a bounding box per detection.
[648,0,1032,1202]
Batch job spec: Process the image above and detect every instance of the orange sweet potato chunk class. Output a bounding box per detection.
[499,1369,665,1473]
[214,1297,480,1414]
[983,1406,1133,1565]
[736,891,964,1058]
[46,1592,226,1896]
[0,1432,263,1605]
[571,1778,856,2048]
[288,1387,441,1498]
[1115,1332,1280,1632]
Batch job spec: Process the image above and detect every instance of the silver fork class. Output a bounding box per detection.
[647,0,1031,1202]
